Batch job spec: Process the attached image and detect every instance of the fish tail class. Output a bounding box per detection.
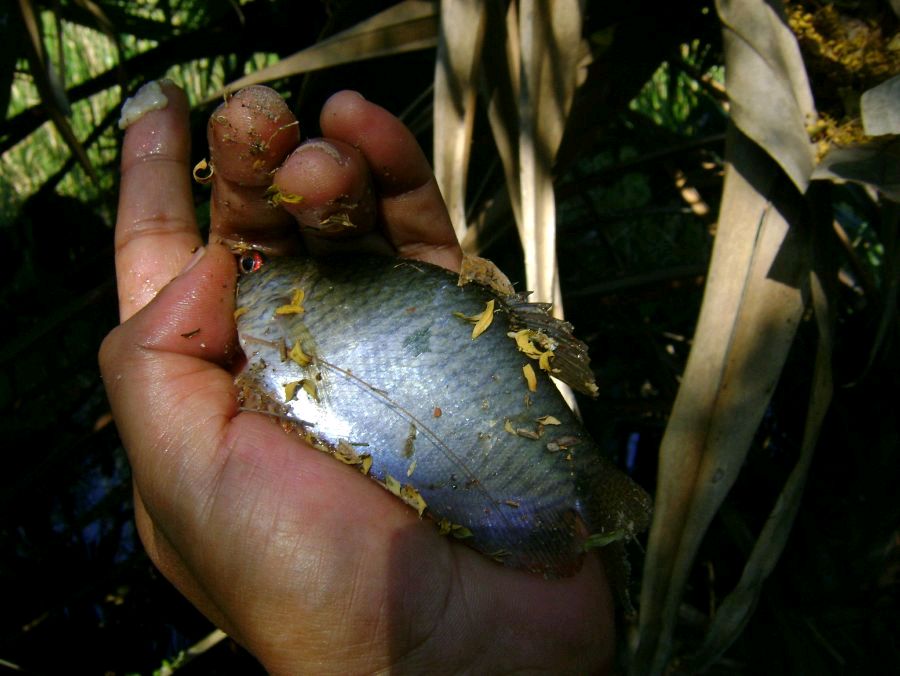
[577,456,652,611]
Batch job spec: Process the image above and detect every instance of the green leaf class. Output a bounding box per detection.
[583,529,626,550]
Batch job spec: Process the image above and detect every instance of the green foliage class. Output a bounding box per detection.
[630,40,724,136]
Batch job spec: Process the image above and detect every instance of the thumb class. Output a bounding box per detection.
[99,242,238,500]
[112,242,238,361]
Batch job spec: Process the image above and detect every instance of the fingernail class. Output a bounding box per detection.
[292,139,347,165]
[325,90,366,109]
[179,246,206,275]
[119,80,170,130]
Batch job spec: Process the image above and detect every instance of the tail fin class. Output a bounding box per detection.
[578,455,653,611]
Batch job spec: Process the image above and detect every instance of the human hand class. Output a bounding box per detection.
[100,81,614,674]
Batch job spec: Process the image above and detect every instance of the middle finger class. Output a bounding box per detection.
[207,86,300,252]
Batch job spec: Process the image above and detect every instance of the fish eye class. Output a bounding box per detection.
[239,250,266,274]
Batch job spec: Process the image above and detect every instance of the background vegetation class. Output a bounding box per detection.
[1,0,897,673]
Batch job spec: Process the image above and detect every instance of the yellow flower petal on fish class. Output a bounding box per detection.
[471,300,495,339]
[384,474,402,497]
[436,517,473,538]
[288,340,312,366]
[283,380,301,402]
[509,329,544,358]
[284,378,318,402]
[522,364,537,392]
[454,300,495,339]
[275,288,305,315]
[400,484,427,516]
[508,329,556,373]
[301,379,319,401]
[450,524,473,539]
[538,350,558,373]
[335,440,362,465]
[535,415,562,426]
[360,455,373,475]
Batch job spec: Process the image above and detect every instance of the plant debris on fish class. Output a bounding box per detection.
[234,251,651,577]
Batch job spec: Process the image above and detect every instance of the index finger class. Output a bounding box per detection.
[115,80,202,322]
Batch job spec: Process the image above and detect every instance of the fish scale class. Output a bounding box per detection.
[235,253,651,576]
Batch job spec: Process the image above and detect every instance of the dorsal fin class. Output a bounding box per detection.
[504,296,600,397]
[457,254,599,397]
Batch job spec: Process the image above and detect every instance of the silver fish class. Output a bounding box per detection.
[234,252,651,576]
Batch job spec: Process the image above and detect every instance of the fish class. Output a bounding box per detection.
[233,251,651,576]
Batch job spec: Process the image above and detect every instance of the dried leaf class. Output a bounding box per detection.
[861,74,900,137]
[433,0,487,240]
[458,255,517,296]
[812,138,900,202]
[716,0,817,192]
[634,126,811,673]
[214,1,438,100]
[480,0,522,240]
[687,257,834,672]
[516,0,582,313]
[583,529,626,550]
